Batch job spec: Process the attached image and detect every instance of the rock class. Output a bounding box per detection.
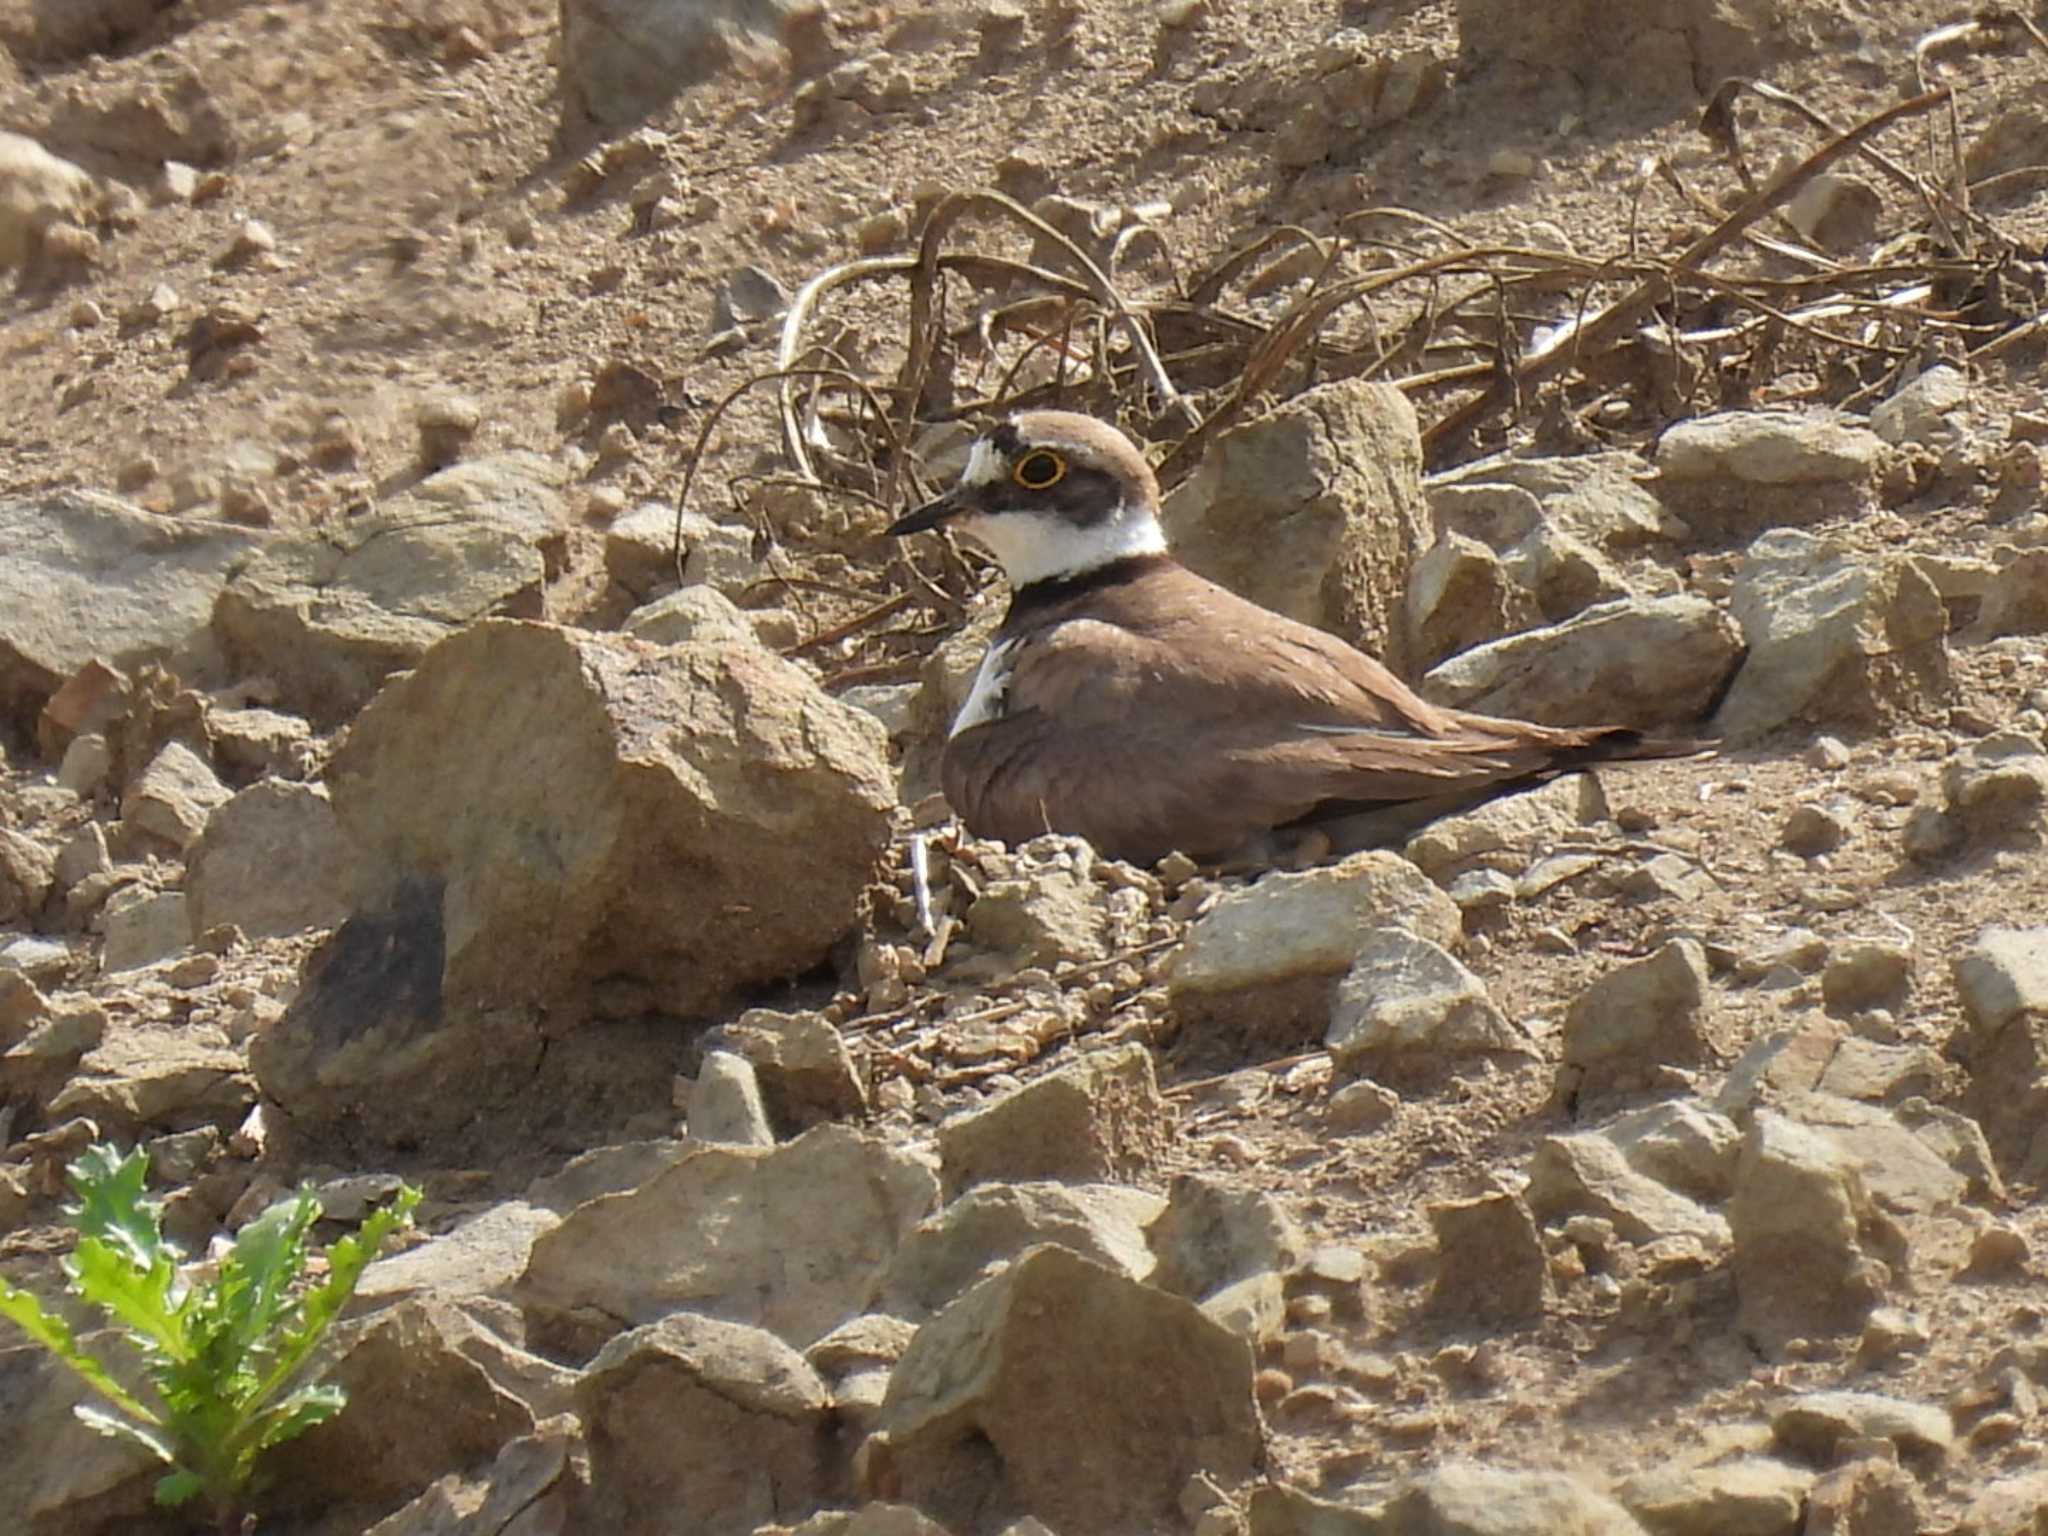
[185,779,350,940]
[0,132,100,276]
[1325,928,1530,1084]
[1561,939,1711,1102]
[576,1313,829,1536]
[1457,0,1769,105]
[560,0,797,129]
[874,1245,1262,1536]
[937,1043,1169,1197]
[718,1008,868,1129]
[0,829,55,924]
[1657,412,1884,488]
[1428,1190,1547,1322]
[1962,1470,2048,1536]
[519,1125,936,1354]
[253,621,894,1146]
[1728,1112,1888,1348]
[47,1025,250,1135]
[262,1299,535,1524]
[606,504,760,603]
[1247,1482,1384,1536]
[0,1328,159,1532]
[1951,926,2048,1181]
[1712,532,1949,743]
[1422,594,1740,729]
[0,491,262,721]
[1973,549,2048,640]
[212,499,548,728]
[98,887,191,973]
[1168,851,1459,1046]
[362,1423,582,1536]
[882,1180,1165,1317]
[1780,802,1850,856]
[1607,1100,1742,1201]
[1528,1130,1731,1251]
[622,584,760,646]
[1820,942,1912,1015]
[1614,1456,1811,1536]
[1870,365,1968,447]
[357,1200,561,1309]
[1163,378,1432,671]
[1404,772,1607,879]
[965,854,1109,968]
[524,1139,686,1213]
[1432,451,1687,552]
[1405,532,1539,668]
[1941,732,2048,837]
[1147,1172,1306,1304]
[1787,172,1882,253]
[414,394,482,469]
[1771,1391,1952,1466]
[1802,1457,1921,1536]
[1381,1462,1647,1536]
[121,741,232,860]
[689,1050,774,1146]
[207,704,316,780]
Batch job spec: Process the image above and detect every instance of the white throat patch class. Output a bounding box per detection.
[958,502,1168,588]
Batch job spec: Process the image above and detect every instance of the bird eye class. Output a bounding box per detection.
[1012,450,1066,489]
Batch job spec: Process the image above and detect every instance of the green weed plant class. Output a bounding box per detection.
[0,1143,419,1528]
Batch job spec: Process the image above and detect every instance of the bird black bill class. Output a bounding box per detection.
[885,493,960,537]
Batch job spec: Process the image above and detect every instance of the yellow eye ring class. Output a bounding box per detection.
[1012,450,1066,490]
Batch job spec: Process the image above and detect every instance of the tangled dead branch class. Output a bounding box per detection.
[674,61,2048,693]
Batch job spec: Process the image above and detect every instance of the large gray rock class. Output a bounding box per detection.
[1560,939,1711,1103]
[1404,771,1608,880]
[185,779,350,940]
[518,1125,937,1353]
[881,1181,1165,1318]
[251,620,895,1145]
[576,1313,831,1536]
[1712,531,1949,743]
[1381,1462,1647,1536]
[261,1299,535,1526]
[1405,532,1539,668]
[1430,451,1687,551]
[1421,594,1740,729]
[1528,1130,1731,1252]
[606,504,760,602]
[1728,1111,1889,1349]
[1326,927,1530,1084]
[560,0,800,129]
[1951,926,2048,1182]
[1168,851,1459,1046]
[0,1330,158,1534]
[1458,0,1774,113]
[937,1043,1170,1198]
[1614,1456,1812,1536]
[874,1245,1263,1536]
[0,131,101,271]
[1656,412,1884,488]
[0,491,263,719]
[1164,378,1432,673]
[212,499,547,728]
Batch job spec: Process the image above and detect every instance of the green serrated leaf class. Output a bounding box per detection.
[245,1382,345,1454]
[65,1145,168,1273]
[235,1186,419,1435]
[219,1189,321,1358]
[153,1466,205,1508]
[64,1237,192,1366]
[0,1275,163,1427]
[74,1400,177,1465]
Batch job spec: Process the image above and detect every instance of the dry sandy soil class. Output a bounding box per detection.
[7,0,2048,1532]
